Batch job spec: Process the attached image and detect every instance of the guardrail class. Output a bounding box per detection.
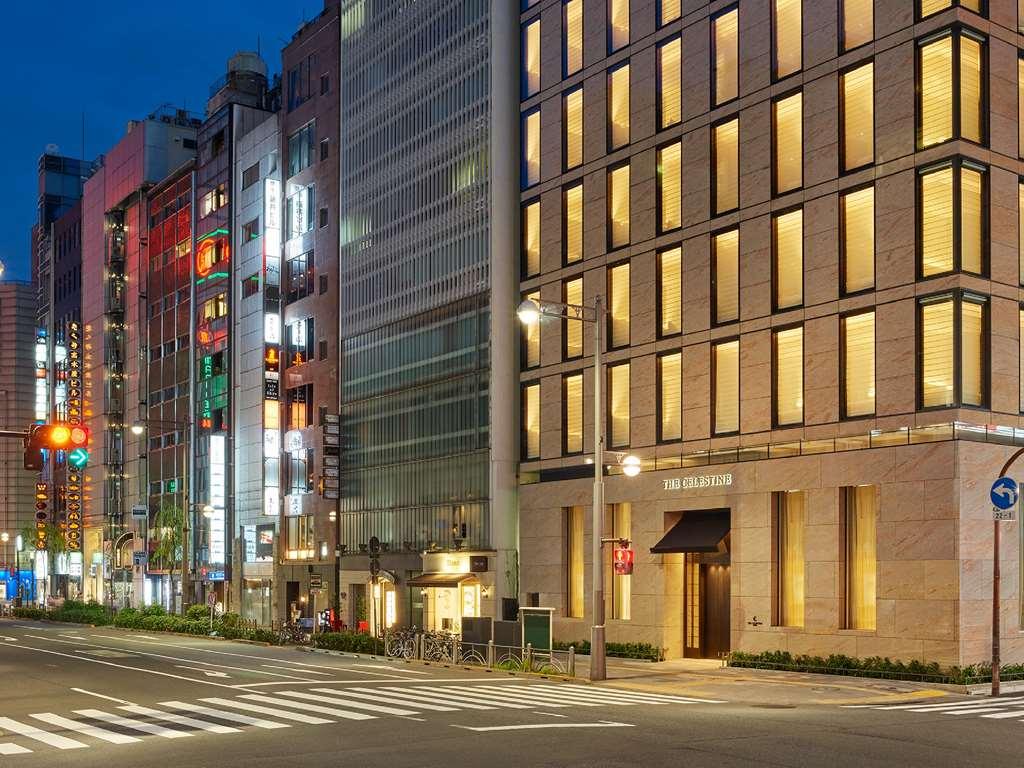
[384,629,576,677]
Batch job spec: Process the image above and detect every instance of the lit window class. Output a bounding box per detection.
[841,62,873,171]
[522,18,541,98]
[712,118,739,214]
[563,374,584,453]
[773,326,803,426]
[658,142,682,233]
[841,186,874,293]
[712,7,739,105]
[608,164,630,249]
[775,490,805,627]
[1019,57,1024,159]
[523,290,541,368]
[564,278,583,359]
[566,506,585,617]
[713,229,739,324]
[522,201,540,277]
[565,88,584,170]
[773,209,803,310]
[287,122,316,178]
[564,184,583,264]
[1020,181,1024,285]
[659,352,681,441]
[917,31,985,149]
[608,363,630,448]
[522,383,540,459]
[658,247,682,336]
[844,486,877,631]
[713,339,740,434]
[1020,306,1024,411]
[522,108,540,188]
[920,0,982,17]
[841,0,873,51]
[919,293,987,408]
[609,0,629,52]
[564,0,583,77]
[842,311,875,418]
[773,0,802,79]
[659,0,680,25]
[608,63,630,150]
[608,504,631,619]
[918,161,985,277]
[609,262,630,348]
[658,37,682,129]
[773,91,802,194]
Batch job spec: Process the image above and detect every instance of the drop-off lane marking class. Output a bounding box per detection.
[452,721,635,732]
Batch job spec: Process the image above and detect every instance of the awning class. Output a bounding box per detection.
[406,572,472,588]
[650,509,730,554]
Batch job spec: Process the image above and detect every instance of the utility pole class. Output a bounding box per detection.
[321,413,341,622]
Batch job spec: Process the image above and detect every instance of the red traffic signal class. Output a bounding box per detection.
[24,423,90,469]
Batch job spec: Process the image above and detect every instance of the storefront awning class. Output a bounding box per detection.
[406,572,472,588]
[650,509,730,554]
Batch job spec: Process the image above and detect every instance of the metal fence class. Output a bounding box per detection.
[384,629,576,677]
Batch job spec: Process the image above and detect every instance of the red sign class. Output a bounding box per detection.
[613,546,634,576]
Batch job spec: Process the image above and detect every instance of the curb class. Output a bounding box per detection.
[2,616,274,646]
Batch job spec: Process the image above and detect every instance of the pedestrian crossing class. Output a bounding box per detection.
[844,695,1024,723]
[0,682,722,756]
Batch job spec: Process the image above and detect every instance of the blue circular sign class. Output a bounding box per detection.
[991,477,1018,510]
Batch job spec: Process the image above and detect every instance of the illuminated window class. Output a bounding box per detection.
[286,317,314,368]
[1020,57,1024,159]
[658,247,681,336]
[563,373,584,454]
[659,0,680,25]
[842,311,875,418]
[522,201,541,277]
[773,209,803,310]
[608,163,630,249]
[773,0,802,79]
[564,277,583,359]
[608,504,631,619]
[565,506,585,617]
[920,0,982,17]
[201,293,228,321]
[658,37,682,129]
[608,0,629,52]
[522,108,540,188]
[564,183,583,264]
[608,63,630,150]
[1020,181,1024,285]
[1020,306,1024,411]
[564,87,584,170]
[564,0,583,77]
[287,122,316,177]
[522,290,541,369]
[841,0,873,51]
[773,326,803,426]
[285,250,314,303]
[917,30,985,149]
[844,486,877,631]
[713,229,739,324]
[841,186,874,293]
[608,363,630,448]
[609,262,630,348]
[286,383,313,430]
[200,184,228,217]
[775,490,805,627]
[918,161,985,277]
[659,352,681,442]
[658,142,682,233]
[712,7,739,105]
[918,293,987,408]
[841,62,873,171]
[712,118,739,214]
[522,382,540,459]
[285,515,315,560]
[713,339,740,434]
[773,91,802,194]
[522,18,541,98]
[284,448,314,495]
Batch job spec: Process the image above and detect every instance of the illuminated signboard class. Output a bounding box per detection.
[264,487,279,517]
[264,314,281,344]
[264,178,281,288]
[34,482,48,550]
[65,321,83,551]
[263,177,282,526]
[209,435,226,565]
[34,329,48,421]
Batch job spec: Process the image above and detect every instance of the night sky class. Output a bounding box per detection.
[0,1,315,282]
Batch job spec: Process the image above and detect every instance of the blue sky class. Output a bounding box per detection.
[0,1,314,282]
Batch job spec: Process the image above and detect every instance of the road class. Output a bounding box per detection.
[0,620,1020,767]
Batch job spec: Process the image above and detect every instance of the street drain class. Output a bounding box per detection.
[751,704,797,709]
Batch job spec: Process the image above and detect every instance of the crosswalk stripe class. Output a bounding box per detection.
[522,685,697,706]
[73,709,191,739]
[160,701,289,730]
[0,743,31,755]
[511,686,637,707]
[29,713,140,744]
[875,697,1024,711]
[450,686,580,708]
[119,705,241,734]
[199,698,334,725]
[375,686,499,710]
[551,684,721,704]
[239,693,376,721]
[930,706,1010,716]
[980,710,1024,719]
[314,687,459,712]
[404,686,535,709]
[0,716,87,750]
[275,690,416,716]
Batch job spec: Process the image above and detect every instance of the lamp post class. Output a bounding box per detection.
[517,297,641,682]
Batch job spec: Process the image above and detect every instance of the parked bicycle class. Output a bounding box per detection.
[276,621,309,645]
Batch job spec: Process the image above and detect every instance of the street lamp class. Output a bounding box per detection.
[518,295,642,681]
[201,504,214,519]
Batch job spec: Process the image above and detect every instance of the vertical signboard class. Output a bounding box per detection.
[64,321,83,551]
[263,176,282,518]
[34,329,48,422]
[209,435,226,565]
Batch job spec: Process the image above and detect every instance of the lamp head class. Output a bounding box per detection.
[621,454,642,477]
[517,298,541,326]
[130,424,145,436]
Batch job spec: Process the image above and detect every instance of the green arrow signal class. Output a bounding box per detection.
[68,448,89,469]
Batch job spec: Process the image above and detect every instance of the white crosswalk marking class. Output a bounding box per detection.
[275,690,417,716]
[200,697,334,725]
[160,701,290,730]
[0,716,87,750]
[315,687,459,712]
[0,743,31,755]
[373,686,499,710]
[239,693,375,721]
[119,705,241,734]
[30,712,141,744]
[439,685,578,708]
[402,686,534,709]
[73,709,191,739]
[550,684,723,705]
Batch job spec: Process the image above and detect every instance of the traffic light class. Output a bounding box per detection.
[24,423,90,470]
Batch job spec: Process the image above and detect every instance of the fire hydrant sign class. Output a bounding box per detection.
[613,546,634,576]
[991,477,1017,521]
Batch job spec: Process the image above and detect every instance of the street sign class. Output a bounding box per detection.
[994,509,1016,521]
[207,592,217,608]
[991,477,1017,509]
[613,546,634,576]
[309,573,323,590]
[67,447,89,469]
[131,505,148,519]
[132,551,147,568]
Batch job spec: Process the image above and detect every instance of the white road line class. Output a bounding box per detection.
[555,684,724,704]
[70,688,134,705]
[312,687,458,712]
[276,690,418,716]
[875,697,1024,711]
[30,713,140,745]
[371,686,497,710]
[448,685,575,708]
[980,709,1024,719]
[0,743,31,755]
[261,664,332,676]
[320,667,418,680]
[401,686,535,710]
[452,721,635,732]
[201,697,335,725]
[517,686,666,707]
[160,701,289,730]
[119,705,241,734]
[347,663,430,675]
[240,693,376,721]
[534,712,569,718]
[0,716,88,750]
[74,709,191,739]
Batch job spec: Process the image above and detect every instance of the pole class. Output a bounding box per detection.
[991,447,1024,696]
[181,422,191,614]
[333,493,341,625]
[591,296,606,682]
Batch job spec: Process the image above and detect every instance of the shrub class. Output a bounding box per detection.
[313,631,384,655]
[52,600,111,625]
[219,612,242,629]
[552,640,664,662]
[185,604,209,621]
[12,607,45,621]
[140,605,167,617]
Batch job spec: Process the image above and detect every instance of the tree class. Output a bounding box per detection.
[151,502,184,613]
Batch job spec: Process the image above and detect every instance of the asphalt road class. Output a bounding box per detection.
[0,620,1019,767]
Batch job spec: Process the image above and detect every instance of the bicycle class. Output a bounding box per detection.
[277,622,309,645]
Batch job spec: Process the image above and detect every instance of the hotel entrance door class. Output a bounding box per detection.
[683,555,731,659]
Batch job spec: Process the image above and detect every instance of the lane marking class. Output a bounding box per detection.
[73,709,191,739]
[160,701,289,730]
[176,665,230,678]
[119,704,241,734]
[871,697,1024,712]
[556,684,724,705]
[0,744,31,755]
[347,663,430,675]
[261,664,332,676]
[534,712,569,718]
[276,689,417,716]
[239,693,376,721]
[452,721,635,732]
[70,688,134,705]
[398,716,426,722]
[231,679,378,688]
[446,685,574,708]
[30,712,140,745]
[0,716,87,749]
[369,686,497,710]
[393,686,534,710]
[312,687,458,712]
[201,697,335,725]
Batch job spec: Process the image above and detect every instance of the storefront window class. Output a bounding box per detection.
[844,486,877,631]
[658,247,681,336]
[609,504,631,620]
[566,506,585,618]
[775,490,805,627]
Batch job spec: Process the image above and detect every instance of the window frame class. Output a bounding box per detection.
[771,88,804,197]
[772,322,805,428]
[521,198,541,279]
[712,336,741,436]
[710,114,740,216]
[606,160,631,252]
[606,361,631,449]
[838,0,874,54]
[916,290,990,411]
[710,5,740,108]
[914,26,989,150]
[656,139,683,235]
[838,58,876,175]
[917,0,987,22]
[915,157,989,280]
[562,0,584,79]
[562,85,585,172]
[607,0,630,54]
[606,61,631,152]
[770,0,803,82]
[521,290,542,370]
[607,259,632,349]
[839,308,877,420]
[839,182,876,297]
[656,246,682,339]
[521,107,541,190]
[656,350,683,444]
[561,372,586,456]
[656,34,683,130]
[521,381,541,459]
[562,181,584,266]
[521,16,542,100]
[771,205,805,313]
[711,227,740,326]
[563,277,585,361]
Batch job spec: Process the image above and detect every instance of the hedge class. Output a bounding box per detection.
[14,600,111,625]
[312,631,384,655]
[553,640,664,662]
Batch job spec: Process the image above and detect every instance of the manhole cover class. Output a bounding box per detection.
[751,704,797,709]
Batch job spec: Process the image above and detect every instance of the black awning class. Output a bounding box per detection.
[650,509,730,554]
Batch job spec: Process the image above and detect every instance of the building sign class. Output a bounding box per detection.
[65,321,84,552]
[34,329,48,422]
[662,473,733,491]
[34,482,49,550]
[209,435,226,565]
[244,525,256,562]
[264,487,279,517]
[264,178,281,288]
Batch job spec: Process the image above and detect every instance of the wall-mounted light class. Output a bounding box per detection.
[419,589,428,597]
[480,586,490,598]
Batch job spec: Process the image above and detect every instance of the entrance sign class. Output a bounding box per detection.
[663,473,733,491]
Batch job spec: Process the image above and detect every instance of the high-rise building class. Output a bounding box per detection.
[336,0,519,632]
[517,0,1024,667]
